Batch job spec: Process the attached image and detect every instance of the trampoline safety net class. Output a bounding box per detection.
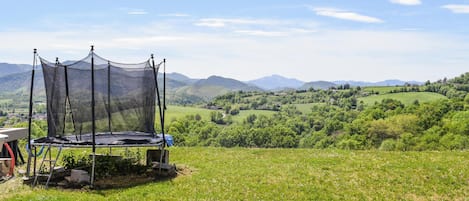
[38,51,162,145]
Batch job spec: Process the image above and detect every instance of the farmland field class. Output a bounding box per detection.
[293,103,326,113]
[231,109,276,122]
[158,105,215,122]
[358,92,447,106]
[362,86,401,94]
[2,147,469,200]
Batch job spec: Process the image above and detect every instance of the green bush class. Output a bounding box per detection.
[379,139,397,151]
[337,139,361,150]
[440,133,469,150]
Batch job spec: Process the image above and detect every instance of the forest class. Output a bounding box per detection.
[164,72,469,150]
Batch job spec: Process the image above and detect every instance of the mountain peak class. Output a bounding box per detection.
[248,75,304,91]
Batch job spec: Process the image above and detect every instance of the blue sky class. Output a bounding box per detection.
[1,0,469,82]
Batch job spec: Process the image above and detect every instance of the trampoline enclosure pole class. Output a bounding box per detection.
[162,59,166,148]
[26,48,37,177]
[107,61,112,134]
[90,45,96,187]
[151,54,163,138]
[91,46,96,152]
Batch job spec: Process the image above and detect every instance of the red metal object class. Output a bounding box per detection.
[3,143,15,176]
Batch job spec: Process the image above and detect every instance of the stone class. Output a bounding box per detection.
[70,169,90,184]
[0,158,11,176]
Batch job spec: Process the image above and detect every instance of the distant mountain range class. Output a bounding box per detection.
[333,80,423,87]
[247,74,423,91]
[0,62,31,77]
[247,74,304,90]
[0,62,424,103]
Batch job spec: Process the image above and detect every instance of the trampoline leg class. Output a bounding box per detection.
[33,146,37,181]
[90,153,96,188]
[158,147,165,174]
[26,147,32,177]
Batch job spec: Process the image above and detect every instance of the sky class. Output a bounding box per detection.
[1,0,469,82]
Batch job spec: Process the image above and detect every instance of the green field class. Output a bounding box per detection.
[362,86,402,94]
[2,147,469,200]
[158,105,215,122]
[160,105,277,124]
[231,109,277,122]
[358,92,447,106]
[293,103,326,113]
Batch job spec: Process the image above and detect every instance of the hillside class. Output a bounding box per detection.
[173,76,263,100]
[359,92,447,106]
[0,62,31,77]
[334,79,423,86]
[299,81,336,90]
[165,72,198,84]
[194,75,262,91]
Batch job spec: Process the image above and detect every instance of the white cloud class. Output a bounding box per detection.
[390,0,421,6]
[233,28,316,37]
[442,5,469,14]
[1,20,468,83]
[194,18,279,28]
[113,36,190,45]
[234,30,287,37]
[128,10,148,15]
[159,13,190,17]
[312,8,384,23]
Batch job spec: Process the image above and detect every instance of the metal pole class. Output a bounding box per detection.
[90,45,96,187]
[26,48,37,177]
[162,59,166,148]
[63,65,68,135]
[33,146,37,180]
[107,61,112,134]
[151,55,163,138]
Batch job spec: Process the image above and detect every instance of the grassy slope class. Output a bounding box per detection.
[159,105,276,124]
[293,103,326,113]
[362,86,401,94]
[358,92,447,106]
[231,109,277,122]
[3,148,469,200]
[159,105,215,122]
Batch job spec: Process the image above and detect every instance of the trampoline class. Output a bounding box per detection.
[26,46,168,186]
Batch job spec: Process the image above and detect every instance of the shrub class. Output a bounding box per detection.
[379,139,397,151]
[337,139,360,150]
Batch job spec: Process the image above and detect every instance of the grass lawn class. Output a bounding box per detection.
[231,109,277,122]
[359,92,447,106]
[2,147,469,200]
[362,86,402,94]
[293,103,326,114]
[158,105,216,122]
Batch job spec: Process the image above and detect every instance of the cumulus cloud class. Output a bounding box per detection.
[390,0,421,6]
[312,8,383,23]
[442,4,469,14]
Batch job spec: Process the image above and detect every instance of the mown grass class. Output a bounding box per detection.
[362,86,402,94]
[293,103,326,114]
[359,92,447,106]
[231,109,277,122]
[2,147,469,200]
[158,105,216,122]
[160,105,277,124]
